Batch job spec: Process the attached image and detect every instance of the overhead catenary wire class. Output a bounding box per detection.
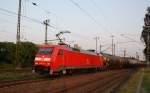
[0,7,54,28]
[0,7,58,36]
[0,6,90,45]
[101,46,112,53]
[0,8,59,44]
[89,0,121,41]
[68,0,112,36]
[29,1,89,40]
[89,0,107,19]
[68,0,125,54]
[120,34,143,46]
[22,0,26,16]
[0,9,50,33]
[0,1,92,46]
[31,1,51,17]
[26,0,111,46]
[0,8,41,24]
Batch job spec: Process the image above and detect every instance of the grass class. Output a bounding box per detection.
[0,72,44,80]
[143,72,150,93]
[0,63,15,68]
[116,69,143,93]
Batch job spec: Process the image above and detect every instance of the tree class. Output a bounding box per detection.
[0,42,38,68]
[141,7,150,63]
[19,42,38,67]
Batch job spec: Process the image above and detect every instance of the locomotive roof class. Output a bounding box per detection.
[38,44,102,56]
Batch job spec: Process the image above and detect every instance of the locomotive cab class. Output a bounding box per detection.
[34,45,55,74]
[35,47,54,64]
[34,44,67,74]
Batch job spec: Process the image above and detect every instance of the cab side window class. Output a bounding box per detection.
[58,49,63,55]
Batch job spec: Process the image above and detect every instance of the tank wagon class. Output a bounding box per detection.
[101,53,142,69]
[102,53,129,69]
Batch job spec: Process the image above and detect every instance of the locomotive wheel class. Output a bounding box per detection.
[49,70,53,75]
[32,69,35,73]
[67,69,73,75]
[62,70,67,74]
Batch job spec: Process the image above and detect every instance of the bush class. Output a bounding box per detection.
[0,42,38,68]
[0,42,15,65]
[19,42,38,67]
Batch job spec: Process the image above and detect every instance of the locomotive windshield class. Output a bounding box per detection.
[38,47,53,54]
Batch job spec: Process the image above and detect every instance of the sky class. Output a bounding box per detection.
[0,0,149,60]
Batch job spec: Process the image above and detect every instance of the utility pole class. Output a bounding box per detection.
[136,52,139,60]
[147,34,150,67]
[114,44,115,56]
[94,37,99,53]
[124,50,126,58]
[15,0,22,68]
[111,35,114,55]
[43,19,49,44]
[96,37,97,53]
[100,44,102,53]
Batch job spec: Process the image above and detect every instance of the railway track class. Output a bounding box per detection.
[0,78,48,88]
[88,70,130,93]
[48,69,131,93]
[0,68,32,73]
[0,69,134,93]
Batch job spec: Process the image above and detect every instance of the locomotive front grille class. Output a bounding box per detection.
[34,65,50,73]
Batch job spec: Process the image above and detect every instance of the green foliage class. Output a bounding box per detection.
[0,63,15,68]
[141,7,150,61]
[0,42,38,68]
[19,42,38,67]
[143,72,150,93]
[0,42,15,65]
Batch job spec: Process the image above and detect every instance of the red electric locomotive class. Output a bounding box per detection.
[34,44,104,75]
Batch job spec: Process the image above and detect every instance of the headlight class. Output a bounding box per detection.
[35,62,38,65]
[35,57,41,61]
[44,58,51,62]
